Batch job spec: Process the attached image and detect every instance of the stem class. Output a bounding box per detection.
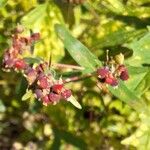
[52,63,85,70]
[64,73,92,83]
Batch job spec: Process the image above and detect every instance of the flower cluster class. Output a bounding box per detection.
[2,26,72,106]
[2,27,40,71]
[97,53,129,87]
[25,62,72,106]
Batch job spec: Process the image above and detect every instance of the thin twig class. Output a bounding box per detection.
[52,63,85,70]
[64,73,92,83]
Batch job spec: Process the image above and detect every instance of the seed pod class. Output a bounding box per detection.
[52,84,63,94]
[14,59,27,70]
[97,67,109,79]
[35,89,43,99]
[120,71,129,81]
[42,95,51,106]
[48,93,60,103]
[37,75,49,89]
[61,89,72,99]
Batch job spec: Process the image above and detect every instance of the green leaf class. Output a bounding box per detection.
[126,31,150,66]
[109,81,148,113]
[135,70,150,96]
[55,24,102,73]
[125,66,149,91]
[53,128,87,149]
[0,0,8,8]
[24,57,43,64]
[0,99,6,112]
[105,0,126,14]
[93,29,146,48]
[22,90,33,101]
[21,4,47,28]
[67,95,82,109]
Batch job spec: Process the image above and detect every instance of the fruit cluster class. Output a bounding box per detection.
[2,26,72,106]
[97,53,129,87]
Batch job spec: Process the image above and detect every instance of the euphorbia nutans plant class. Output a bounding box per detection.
[2,26,129,109]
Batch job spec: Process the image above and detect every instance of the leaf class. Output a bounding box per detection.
[67,95,82,109]
[24,57,43,64]
[21,4,47,28]
[135,70,150,96]
[55,24,102,73]
[22,90,33,101]
[105,0,126,14]
[125,66,149,91]
[53,128,87,149]
[93,29,146,49]
[109,81,148,113]
[0,99,6,112]
[126,31,150,66]
[0,0,8,8]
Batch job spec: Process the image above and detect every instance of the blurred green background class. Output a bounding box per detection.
[0,0,150,149]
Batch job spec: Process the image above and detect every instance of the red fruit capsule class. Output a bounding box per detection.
[120,71,129,81]
[34,89,43,99]
[105,74,118,87]
[52,84,63,94]
[25,68,37,85]
[37,76,49,89]
[97,67,109,79]
[61,89,72,99]
[42,95,51,105]
[48,93,60,103]
[31,33,40,41]
[14,59,27,70]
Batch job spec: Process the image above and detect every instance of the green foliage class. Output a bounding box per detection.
[55,24,101,73]
[0,0,150,149]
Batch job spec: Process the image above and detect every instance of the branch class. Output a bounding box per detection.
[64,73,92,83]
[52,63,85,70]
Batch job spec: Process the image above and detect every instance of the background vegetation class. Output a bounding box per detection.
[0,0,150,149]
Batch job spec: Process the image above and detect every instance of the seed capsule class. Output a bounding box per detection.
[14,59,27,70]
[48,93,60,103]
[52,84,63,94]
[120,71,129,81]
[97,67,109,79]
[61,89,72,99]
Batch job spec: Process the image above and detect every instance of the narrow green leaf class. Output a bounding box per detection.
[126,66,149,91]
[0,99,6,112]
[21,4,47,28]
[105,0,126,14]
[126,31,150,66]
[135,70,150,96]
[53,128,87,149]
[24,57,43,64]
[67,95,82,109]
[0,0,8,8]
[22,90,33,101]
[55,24,102,73]
[109,81,148,113]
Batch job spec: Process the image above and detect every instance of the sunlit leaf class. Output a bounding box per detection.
[67,95,82,109]
[135,70,150,96]
[24,57,43,64]
[22,90,33,101]
[0,0,8,8]
[21,4,47,28]
[109,81,148,113]
[126,31,150,66]
[55,24,102,73]
[0,99,6,112]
